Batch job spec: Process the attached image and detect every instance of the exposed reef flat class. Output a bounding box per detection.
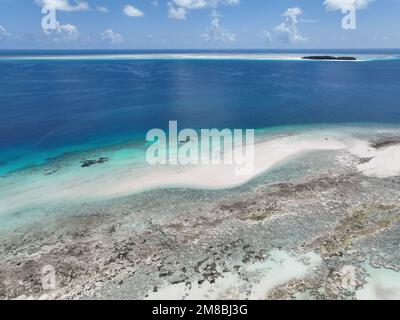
[1,128,400,300]
[302,56,357,61]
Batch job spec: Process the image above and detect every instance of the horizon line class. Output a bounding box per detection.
[1,48,400,51]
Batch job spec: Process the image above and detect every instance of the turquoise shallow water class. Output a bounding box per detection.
[1,50,400,176]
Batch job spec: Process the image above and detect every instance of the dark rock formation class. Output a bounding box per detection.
[81,157,109,168]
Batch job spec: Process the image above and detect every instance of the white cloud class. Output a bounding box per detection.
[283,7,302,22]
[324,0,374,11]
[168,2,188,19]
[168,0,239,19]
[96,6,109,13]
[43,22,79,42]
[201,11,236,43]
[101,29,123,44]
[274,7,307,44]
[262,30,272,44]
[0,25,12,39]
[172,0,239,9]
[172,0,211,9]
[123,4,144,17]
[35,0,89,12]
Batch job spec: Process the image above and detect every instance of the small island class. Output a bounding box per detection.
[302,55,357,61]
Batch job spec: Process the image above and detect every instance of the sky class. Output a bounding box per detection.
[0,0,399,49]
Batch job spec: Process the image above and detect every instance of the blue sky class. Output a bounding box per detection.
[0,0,399,49]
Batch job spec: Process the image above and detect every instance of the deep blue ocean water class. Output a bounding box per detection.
[1,50,400,175]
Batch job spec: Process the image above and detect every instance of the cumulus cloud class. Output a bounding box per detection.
[101,29,123,44]
[96,6,109,13]
[168,0,239,19]
[123,4,144,17]
[172,0,239,9]
[324,0,374,11]
[274,7,307,44]
[168,2,188,19]
[262,30,272,44]
[172,0,209,9]
[43,22,79,41]
[0,25,12,39]
[35,0,89,12]
[201,11,236,43]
